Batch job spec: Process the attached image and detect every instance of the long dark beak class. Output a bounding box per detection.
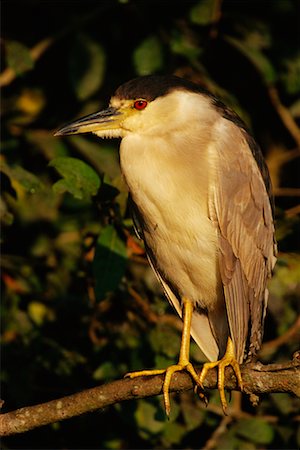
[54,107,122,136]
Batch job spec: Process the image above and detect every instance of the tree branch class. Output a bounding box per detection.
[267,86,300,148]
[260,317,300,358]
[1,359,299,437]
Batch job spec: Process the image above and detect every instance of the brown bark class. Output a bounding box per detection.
[1,359,299,437]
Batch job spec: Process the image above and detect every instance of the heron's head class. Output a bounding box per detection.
[55,75,219,139]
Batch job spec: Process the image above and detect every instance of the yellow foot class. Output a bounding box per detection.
[199,337,243,413]
[126,297,203,416]
[125,362,201,417]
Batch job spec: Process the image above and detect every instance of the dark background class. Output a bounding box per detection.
[1,1,300,448]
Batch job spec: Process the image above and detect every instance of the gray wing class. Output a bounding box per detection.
[209,124,277,363]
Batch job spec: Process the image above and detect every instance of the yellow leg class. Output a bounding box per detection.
[125,297,201,416]
[199,337,244,413]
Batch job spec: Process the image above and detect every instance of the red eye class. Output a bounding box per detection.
[134,100,148,110]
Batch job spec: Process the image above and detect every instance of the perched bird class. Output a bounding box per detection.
[55,75,277,414]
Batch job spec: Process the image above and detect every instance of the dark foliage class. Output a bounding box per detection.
[1,0,300,448]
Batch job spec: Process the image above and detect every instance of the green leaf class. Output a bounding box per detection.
[281,55,300,95]
[133,36,163,76]
[6,40,34,75]
[270,393,297,415]
[69,33,106,101]
[1,163,44,196]
[93,361,119,380]
[0,197,14,226]
[170,30,201,62]
[243,27,271,50]
[217,430,240,450]
[149,325,180,358]
[135,400,165,437]
[269,253,300,299]
[26,130,69,160]
[162,422,186,445]
[49,156,101,200]
[182,401,204,431]
[235,418,274,444]
[225,35,276,85]
[1,162,59,222]
[290,98,300,118]
[190,341,207,363]
[154,354,174,370]
[68,135,120,179]
[93,225,127,300]
[189,0,217,25]
[28,301,53,326]
[102,438,122,450]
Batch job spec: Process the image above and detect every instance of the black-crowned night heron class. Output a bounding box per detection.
[55,75,277,414]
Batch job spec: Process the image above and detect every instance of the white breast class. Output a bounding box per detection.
[120,127,222,309]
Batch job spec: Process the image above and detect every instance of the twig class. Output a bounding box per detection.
[260,316,300,357]
[202,391,242,449]
[128,286,158,324]
[268,86,300,148]
[285,204,300,217]
[0,38,54,87]
[273,187,300,197]
[128,286,183,331]
[0,360,299,437]
[209,0,223,39]
[0,3,111,87]
[203,414,232,450]
[266,145,300,189]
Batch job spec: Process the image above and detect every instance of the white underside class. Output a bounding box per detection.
[121,132,221,306]
[120,123,225,361]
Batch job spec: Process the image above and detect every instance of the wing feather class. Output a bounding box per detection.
[209,122,277,362]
